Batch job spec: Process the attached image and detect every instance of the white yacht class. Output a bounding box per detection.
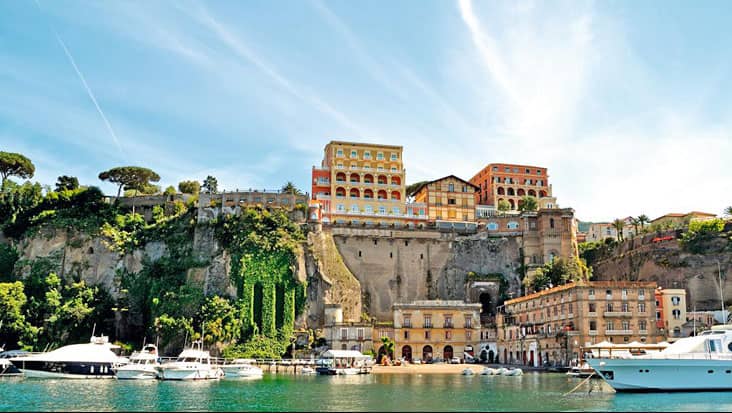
[587,326,732,392]
[9,335,127,379]
[157,341,223,381]
[113,343,160,380]
[315,350,372,375]
[221,358,263,379]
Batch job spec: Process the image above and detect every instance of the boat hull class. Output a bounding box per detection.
[114,366,159,380]
[11,360,117,379]
[588,358,732,392]
[221,366,263,379]
[158,365,222,381]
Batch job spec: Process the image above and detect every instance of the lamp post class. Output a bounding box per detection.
[717,260,726,322]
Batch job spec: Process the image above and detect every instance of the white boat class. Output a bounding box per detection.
[221,358,263,379]
[300,366,316,375]
[9,335,127,379]
[587,326,732,392]
[480,367,498,375]
[157,341,223,381]
[502,368,523,376]
[113,344,160,380]
[462,368,474,375]
[566,362,595,379]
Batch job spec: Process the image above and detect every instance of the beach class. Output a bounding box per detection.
[372,363,486,375]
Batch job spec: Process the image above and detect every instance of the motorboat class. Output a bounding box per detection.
[480,367,498,375]
[566,361,595,379]
[113,343,160,380]
[221,358,263,379]
[300,366,316,375]
[462,368,474,375]
[9,335,127,379]
[157,340,223,381]
[587,326,732,392]
[502,368,523,376]
[0,349,27,377]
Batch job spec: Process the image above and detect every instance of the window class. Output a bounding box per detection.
[392,207,400,215]
[537,170,542,175]
[364,151,371,159]
[350,150,358,158]
[444,315,453,328]
[404,330,409,339]
[404,317,412,328]
[671,296,681,306]
[424,315,432,328]
[337,204,345,212]
[638,302,646,313]
[487,222,498,230]
[622,321,630,331]
[621,302,629,312]
[525,168,530,173]
[425,331,431,340]
[607,321,615,331]
[622,289,628,298]
[365,205,373,214]
[588,289,595,297]
[351,205,359,212]
[448,198,456,205]
[638,289,645,299]
[340,328,348,341]
[379,206,386,215]
[448,183,455,192]
[589,321,597,331]
[391,153,398,161]
[606,290,612,299]
[639,320,647,331]
[606,303,614,312]
[465,316,472,328]
[445,331,452,340]
[656,311,661,320]
[377,152,384,160]
[507,221,519,229]
[466,330,472,340]
[672,309,681,320]
[336,149,344,157]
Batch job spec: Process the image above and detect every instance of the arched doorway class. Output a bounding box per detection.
[503,349,507,364]
[377,346,388,364]
[423,345,433,362]
[488,350,495,364]
[529,350,535,366]
[444,345,454,361]
[401,345,412,362]
[479,293,492,316]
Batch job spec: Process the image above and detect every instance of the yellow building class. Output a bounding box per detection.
[655,287,687,341]
[391,300,482,363]
[409,175,478,223]
[497,281,662,367]
[651,211,717,229]
[311,141,427,226]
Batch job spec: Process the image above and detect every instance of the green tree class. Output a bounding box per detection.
[281,181,303,195]
[612,218,625,242]
[518,195,538,212]
[163,186,176,196]
[202,176,218,194]
[0,244,19,282]
[497,199,511,213]
[379,336,395,362]
[0,152,35,187]
[637,214,650,232]
[200,296,242,346]
[630,217,640,237]
[55,176,79,192]
[0,281,33,348]
[0,180,43,231]
[725,207,732,217]
[98,166,161,200]
[405,181,429,197]
[524,256,591,292]
[178,180,201,195]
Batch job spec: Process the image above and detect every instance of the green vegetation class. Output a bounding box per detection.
[680,218,726,254]
[0,151,35,186]
[281,181,303,195]
[497,199,510,213]
[405,181,429,196]
[612,218,625,241]
[518,195,538,212]
[55,176,79,192]
[98,166,161,200]
[178,180,201,195]
[202,176,218,194]
[523,256,592,292]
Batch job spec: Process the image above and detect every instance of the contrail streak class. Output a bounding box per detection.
[34,0,126,158]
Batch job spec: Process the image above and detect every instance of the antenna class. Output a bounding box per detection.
[91,323,97,339]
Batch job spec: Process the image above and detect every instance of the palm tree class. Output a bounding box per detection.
[630,217,640,237]
[612,218,625,242]
[281,181,303,195]
[725,206,732,217]
[637,214,650,233]
[379,336,394,364]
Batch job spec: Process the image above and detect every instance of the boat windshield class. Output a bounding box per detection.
[178,357,201,363]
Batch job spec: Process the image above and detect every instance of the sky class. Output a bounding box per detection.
[1,0,731,222]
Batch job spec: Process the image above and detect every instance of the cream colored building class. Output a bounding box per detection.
[322,304,373,353]
[391,300,482,362]
[410,175,478,223]
[497,281,662,367]
[654,288,687,340]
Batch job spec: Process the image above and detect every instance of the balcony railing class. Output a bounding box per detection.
[604,311,633,317]
[587,312,597,317]
[589,330,598,336]
[605,329,633,335]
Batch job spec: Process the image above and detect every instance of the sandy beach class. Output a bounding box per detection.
[372,363,486,375]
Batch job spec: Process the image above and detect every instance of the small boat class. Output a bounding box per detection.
[221,358,263,379]
[462,368,474,375]
[565,362,595,379]
[114,344,160,380]
[480,367,498,375]
[300,366,316,375]
[316,350,372,375]
[0,348,27,377]
[495,367,508,375]
[502,368,523,376]
[9,335,127,379]
[157,340,223,381]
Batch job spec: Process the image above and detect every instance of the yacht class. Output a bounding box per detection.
[157,341,223,381]
[9,335,127,379]
[566,361,596,379]
[315,350,372,375]
[587,326,732,392]
[221,358,263,379]
[113,343,160,380]
[0,348,27,376]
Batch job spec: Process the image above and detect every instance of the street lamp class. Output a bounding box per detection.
[717,260,726,322]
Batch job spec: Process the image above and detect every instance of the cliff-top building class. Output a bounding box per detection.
[409,175,479,225]
[311,141,427,226]
[470,163,554,211]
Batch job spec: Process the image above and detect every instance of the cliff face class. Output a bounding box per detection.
[590,231,732,310]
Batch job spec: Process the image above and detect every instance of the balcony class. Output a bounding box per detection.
[589,330,598,336]
[639,330,648,335]
[588,295,595,300]
[605,329,633,335]
[604,311,633,317]
[587,312,597,317]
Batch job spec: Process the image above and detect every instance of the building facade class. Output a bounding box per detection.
[654,287,687,341]
[410,175,479,223]
[391,300,482,362]
[197,190,309,222]
[311,141,427,227]
[470,163,553,211]
[497,281,662,367]
[322,304,373,353]
[651,211,718,229]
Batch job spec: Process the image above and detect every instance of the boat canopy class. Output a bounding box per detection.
[321,350,370,359]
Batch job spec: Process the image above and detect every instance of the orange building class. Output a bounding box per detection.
[311,141,427,226]
[470,163,552,211]
[409,175,479,223]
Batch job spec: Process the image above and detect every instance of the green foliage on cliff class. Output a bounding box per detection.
[680,218,726,254]
[523,256,592,293]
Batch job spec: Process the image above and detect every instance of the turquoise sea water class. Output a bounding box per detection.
[3,373,732,412]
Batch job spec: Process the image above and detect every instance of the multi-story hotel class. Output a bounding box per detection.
[470,163,554,211]
[409,175,479,224]
[311,141,427,226]
[654,287,687,341]
[496,281,662,367]
[322,304,374,353]
[391,300,482,363]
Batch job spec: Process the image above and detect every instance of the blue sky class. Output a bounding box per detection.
[1,0,731,222]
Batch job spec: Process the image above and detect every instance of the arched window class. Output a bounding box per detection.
[391,176,401,186]
[336,172,346,183]
[363,189,374,199]
[528,189,536,197]
[497,187,505,195]
[550,218,555,229]
[377,175,388,185]
[507,188,515,196]
[350,173,360,183]
[377,190,387,200]
[539,190,547,197]
[349,188,360,198]
[517,188,525,196]
[364,174,374,184]
[391,191,401,200]
[335,187,346,198]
